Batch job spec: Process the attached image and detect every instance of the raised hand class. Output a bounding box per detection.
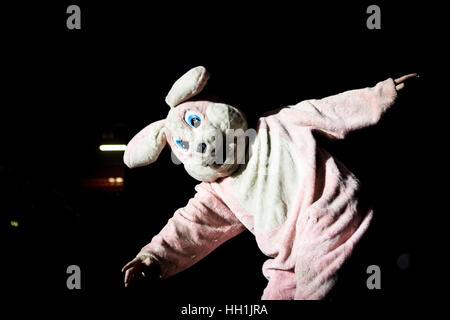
[394,73,419,91]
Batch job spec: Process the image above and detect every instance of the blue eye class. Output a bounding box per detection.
[184,110,202,128]
[175,139,189,150]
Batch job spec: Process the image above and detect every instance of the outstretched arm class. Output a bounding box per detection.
[281,73,418,139]
[122,183,245,286]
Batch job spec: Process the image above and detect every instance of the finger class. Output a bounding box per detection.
[394,73,418,84]
[124,268,135,287]
[121,258,139,273]
[395,83,405,91]
[124,269,130,287]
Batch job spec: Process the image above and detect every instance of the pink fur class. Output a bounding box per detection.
[137,78,398,299]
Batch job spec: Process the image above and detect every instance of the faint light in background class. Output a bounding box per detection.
[10,220,19,227]
[397,253,410,270]
[108,177,124,185]
[81,177,125,189]
[99,144,126,151]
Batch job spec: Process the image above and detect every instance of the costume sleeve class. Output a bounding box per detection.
[137,183,246,279]
[280,78,398,139]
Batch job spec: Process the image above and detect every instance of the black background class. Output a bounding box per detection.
[0,0,441,317]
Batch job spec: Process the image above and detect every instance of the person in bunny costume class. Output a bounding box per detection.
[122,66,417,300]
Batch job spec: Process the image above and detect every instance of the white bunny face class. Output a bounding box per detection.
[165,100,247,182]
[123,66,248,182]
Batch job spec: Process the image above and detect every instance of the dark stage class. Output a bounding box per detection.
[1,1,440,317]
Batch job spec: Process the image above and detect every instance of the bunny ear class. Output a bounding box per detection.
[165,66,209,108]
[123,120,166,168]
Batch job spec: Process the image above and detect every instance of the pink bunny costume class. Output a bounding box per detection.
[124,66,398,299]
